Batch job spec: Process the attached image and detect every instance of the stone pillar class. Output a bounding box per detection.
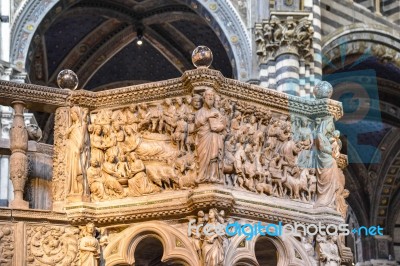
[255,13,314,96]
[9,101,29,209]
[276,52,300,93]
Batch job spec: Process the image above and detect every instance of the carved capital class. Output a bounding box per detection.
[255,12,314,64]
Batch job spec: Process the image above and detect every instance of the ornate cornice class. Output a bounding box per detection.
[0,207,68,223]
[0,68,343,119]
[0,80,69,111]
[64,184,343,225]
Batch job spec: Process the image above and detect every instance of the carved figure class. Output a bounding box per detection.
[269,153,287,197]
[79,223,100,266]
[26,124,42,141]
[90,125,105,164]
[127,152,160,196]
[87,159,107,201]
[191,210,205,259]
[0,226,14,266]
[330,130,341,159]
[173,115,187,152]
[102,151,125,198]
[316,234,341,266]
[223,136,237,186]
[66,106,90,197]
[186,114,196,152]
[195,88,226,183]
[255,171,274,196]
[160,98,177,134]
[297,117,314,168]
[201,209,226,266]
[315,117,341,208]
[192,94,203,111]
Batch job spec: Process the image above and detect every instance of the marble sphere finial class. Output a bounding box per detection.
[57,69,79,90]
[192,46,213,68]
[314,81,333,99]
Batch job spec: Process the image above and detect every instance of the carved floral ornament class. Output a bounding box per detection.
[55,81,348,218]
[255,14,314,63]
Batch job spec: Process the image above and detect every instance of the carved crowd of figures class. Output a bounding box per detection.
[64,87,346,217]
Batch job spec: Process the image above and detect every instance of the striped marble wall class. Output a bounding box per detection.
[320,0,399,37]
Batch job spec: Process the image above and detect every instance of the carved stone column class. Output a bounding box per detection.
[9,100,29,209]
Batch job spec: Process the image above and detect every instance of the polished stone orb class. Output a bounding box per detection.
[314,81,333,99]
[192,46,213,68]
[57,69,79,90]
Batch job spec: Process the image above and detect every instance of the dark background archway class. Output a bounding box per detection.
[254,237,278,266]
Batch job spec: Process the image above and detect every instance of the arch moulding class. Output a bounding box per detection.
[102,221,199,266]
[321,23,400,68]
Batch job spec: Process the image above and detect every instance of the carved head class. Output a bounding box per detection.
[85,222,95,236]
[129,104,137,112]
[214,94,221,109]
[90,158,99,167]
[301,117,308,127]
[185,96,192,105]
[94,125,102,135]
[165,98,172,106]
[203,88,216,109]
[188,113,195,122]
[119,154,127,162]
[333,130,340,139]
[208,208,217,221]
[192,94,203,110]
[176,98,183,105]
[316,234,326,243]
[70,106,80,122]
[129,152,137,161]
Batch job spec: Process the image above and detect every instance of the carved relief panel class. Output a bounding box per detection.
[26,224,79,265]
[54,85,346,217]
[0,224,15,266]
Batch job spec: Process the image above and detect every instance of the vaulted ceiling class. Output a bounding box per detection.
[28,0,233,91]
